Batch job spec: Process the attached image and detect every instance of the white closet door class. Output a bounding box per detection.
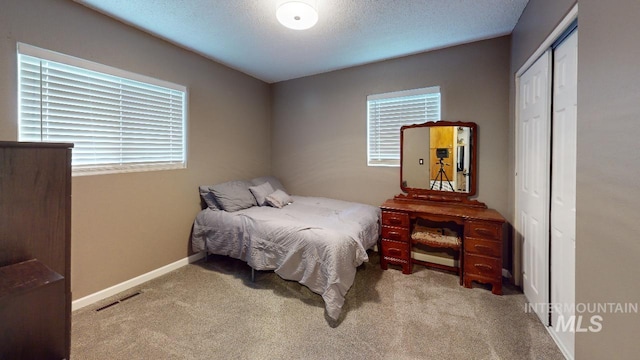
[550,29,578,358]
[517,50,552,325]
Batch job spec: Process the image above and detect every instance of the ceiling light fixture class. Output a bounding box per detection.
[276,0,318,30]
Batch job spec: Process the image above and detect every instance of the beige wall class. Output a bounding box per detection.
[0,0,271,299]
[271,37,511,216]
[402,126,430,189]
[512,0,640,357]
[7,2,638,355]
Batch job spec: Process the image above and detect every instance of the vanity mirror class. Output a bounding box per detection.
[382,120,505,294]
[400,121,478,201]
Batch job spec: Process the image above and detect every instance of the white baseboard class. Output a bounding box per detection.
[72,252,205,311]
[502,268,512,279]
[545,325,573,360]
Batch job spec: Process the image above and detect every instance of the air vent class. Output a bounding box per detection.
[95,291,142,312]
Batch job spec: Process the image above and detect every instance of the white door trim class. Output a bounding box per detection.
[512,3,579,287]
[515,4,579,77]
[549,28,578,360]
[513,5,579,360]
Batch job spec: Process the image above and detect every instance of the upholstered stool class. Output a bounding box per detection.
[411,224,463,284]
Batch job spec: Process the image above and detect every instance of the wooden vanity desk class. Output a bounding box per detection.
[381,120,507,295]
[380,197,506,295]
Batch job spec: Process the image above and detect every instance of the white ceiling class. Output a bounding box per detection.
[74,0,529,83]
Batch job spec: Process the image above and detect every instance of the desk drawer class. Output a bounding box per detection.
[381,239,411,261]
[465,221,501,239]
[464,253,501,279]
[382,211,410,227]
[382,226,409,242]
[465,237,501,257]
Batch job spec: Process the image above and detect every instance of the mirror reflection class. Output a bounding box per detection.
[402,124,473,193]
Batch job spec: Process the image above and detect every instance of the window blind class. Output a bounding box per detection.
[17,44,187,175]
[367,86,440,166]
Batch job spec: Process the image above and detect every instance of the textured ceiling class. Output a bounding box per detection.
[74,0,529,83]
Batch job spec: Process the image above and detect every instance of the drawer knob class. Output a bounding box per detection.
[388,231,401,240]
[388,248,401,256]
[389,218,402,225]
[474,244,493,253]
[474,263,493,272]
[474,228,493,236]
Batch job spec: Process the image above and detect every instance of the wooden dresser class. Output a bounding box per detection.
[380,198,506,295]
[380,209,412,274]
[0,141,73,359]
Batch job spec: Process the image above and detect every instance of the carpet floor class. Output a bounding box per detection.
[71,252,565,359]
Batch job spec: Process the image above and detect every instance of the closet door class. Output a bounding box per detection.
[550,29,578,357]
[516,50,552,325]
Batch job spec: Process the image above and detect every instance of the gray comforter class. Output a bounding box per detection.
[191,196,380,320]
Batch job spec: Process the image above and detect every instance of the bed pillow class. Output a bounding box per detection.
[249,181,275,206]
[265,189,294,209]
[198,185,221,210]
[250,176,287,193]
[210,180,257,212]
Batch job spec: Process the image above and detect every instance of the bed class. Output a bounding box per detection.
[191,176,381,320]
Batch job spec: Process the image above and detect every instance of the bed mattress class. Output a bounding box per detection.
[191,196,381,320]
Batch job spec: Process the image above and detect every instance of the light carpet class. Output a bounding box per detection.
[72,252,565,360]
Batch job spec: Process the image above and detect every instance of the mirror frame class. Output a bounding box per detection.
[399,120,480,205]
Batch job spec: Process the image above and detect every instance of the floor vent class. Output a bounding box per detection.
[95,291,142,312]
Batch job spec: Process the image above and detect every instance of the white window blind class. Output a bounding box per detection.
[17,43,187,176]
[367,86,440,166]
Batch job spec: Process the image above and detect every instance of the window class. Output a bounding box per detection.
[367,86,440,166]
[17,43,187,176]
